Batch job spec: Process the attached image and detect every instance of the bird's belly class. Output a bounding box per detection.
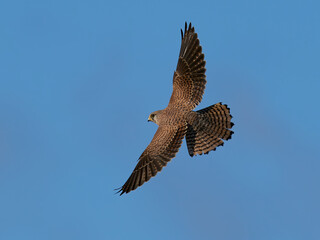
[160,108,187,125]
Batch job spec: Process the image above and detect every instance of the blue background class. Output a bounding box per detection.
[1,0,319,239]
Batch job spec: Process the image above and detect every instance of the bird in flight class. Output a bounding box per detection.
[117,22,234,195]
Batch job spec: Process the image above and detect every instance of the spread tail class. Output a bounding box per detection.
[186,102,234,156]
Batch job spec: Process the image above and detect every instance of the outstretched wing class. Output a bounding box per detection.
[117,125,187,195]
[168,22,206,111]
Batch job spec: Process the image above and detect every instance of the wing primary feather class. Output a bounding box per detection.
[128,171,138,192]
[145,165,150,182]
[150,162,156,177]
[185,22,187,36]
[139,164,146,186]
[133,169,141,190]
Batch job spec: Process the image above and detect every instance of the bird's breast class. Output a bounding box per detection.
[160,108,187,126]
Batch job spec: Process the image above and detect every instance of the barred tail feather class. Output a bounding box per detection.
[186,103,234,156]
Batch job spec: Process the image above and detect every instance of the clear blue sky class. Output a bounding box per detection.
[0,0,319,239]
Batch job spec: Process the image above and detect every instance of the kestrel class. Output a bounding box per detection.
[117,22,234,195]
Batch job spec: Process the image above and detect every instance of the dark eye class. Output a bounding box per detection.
[151,114,155,119]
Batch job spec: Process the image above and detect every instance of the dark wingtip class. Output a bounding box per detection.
[182,22,195,38]
[114,187,125,196]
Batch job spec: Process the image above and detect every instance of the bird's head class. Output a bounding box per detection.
[148,111,161,125]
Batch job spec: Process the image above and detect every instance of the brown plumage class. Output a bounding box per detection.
[116,22,234,195]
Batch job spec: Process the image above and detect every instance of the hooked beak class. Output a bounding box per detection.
[147,116,152,122]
